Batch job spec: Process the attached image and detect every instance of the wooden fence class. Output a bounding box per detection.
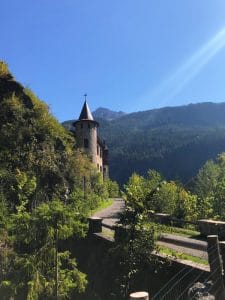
[88,217,225,299]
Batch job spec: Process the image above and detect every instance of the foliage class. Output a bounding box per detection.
[122,173,147,212]
[0,61,111,210]
[108,171,160,298]
[0,61,11,78]
[148,222,199,238]
[158,246,208,265]
[108,213,157,299]
[123,170,197,221]
[89,199,113,215]
[0,199,87,299]
[106,179,120,198]
[0,71,99,208]
[0,61,113,298]
[121,152,225,221]
[194,153,225,220]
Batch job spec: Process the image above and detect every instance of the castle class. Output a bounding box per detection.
[73,100,109,180]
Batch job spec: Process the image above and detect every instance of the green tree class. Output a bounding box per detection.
[194,153,225,219]
[123,170,197,220]
[0,61,113,299]
[108,212,156,299]
[122,173,147,213]
[106,179,120,198]
[1,199,87,299]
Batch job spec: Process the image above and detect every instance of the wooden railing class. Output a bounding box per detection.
[87,217,225,298]
[150,212,225,239]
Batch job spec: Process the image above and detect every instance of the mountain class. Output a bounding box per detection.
[93,107,126,120]
[63,102,225,186]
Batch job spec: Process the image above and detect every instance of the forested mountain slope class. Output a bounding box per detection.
[64,102,225,186]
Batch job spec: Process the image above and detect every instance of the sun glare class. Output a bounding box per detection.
[143,26,225,107]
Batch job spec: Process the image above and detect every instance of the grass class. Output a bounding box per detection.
[101,227,115,239]
[89,198,113,215]
[147,222,200,238]
[158,245,208,265]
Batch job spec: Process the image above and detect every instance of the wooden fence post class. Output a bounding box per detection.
[219,241,225,284]
[88,217,102,234]
[114,224,129,243]
[207,235,225,298]
[130,291,149,300]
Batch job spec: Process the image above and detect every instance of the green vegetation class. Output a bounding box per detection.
[0,61,11,78]
[108,172,160,298]
[0,61,118,299]
[122,161,225,221]
[123,170,197,221]
[107,217,156,298]
[101,227,114,239]
[3,199,87,298]
[147,222,200,238]
[3,59,225,299]
[106,179,120,198]
[89,198,113,215]
[158,246,208,265]
[194,153,225,220]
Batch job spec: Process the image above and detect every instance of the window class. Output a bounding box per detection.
[97,164,99,170]
[84,138,89,148]
[97,145,99,155]
[100,166,102,172]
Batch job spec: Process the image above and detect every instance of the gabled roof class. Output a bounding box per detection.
[79,100,94,121]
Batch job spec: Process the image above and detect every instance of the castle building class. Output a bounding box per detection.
[73,100,109,180]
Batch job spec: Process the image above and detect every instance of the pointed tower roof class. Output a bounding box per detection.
[73,97,99,127]
[79,100,94,121]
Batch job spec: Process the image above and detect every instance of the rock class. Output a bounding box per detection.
[188,281,215,299]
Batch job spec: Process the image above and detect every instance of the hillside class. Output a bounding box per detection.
[0,61,117,298]
[63,102,225,186]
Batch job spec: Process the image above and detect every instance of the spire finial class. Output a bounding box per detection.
[84,93,87,102]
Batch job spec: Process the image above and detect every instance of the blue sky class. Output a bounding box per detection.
[1,0,225,121]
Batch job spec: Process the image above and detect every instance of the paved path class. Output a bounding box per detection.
[93,198,124,227]
[158,233,208,260]
[93,199,208,260]
[157,241,208,260]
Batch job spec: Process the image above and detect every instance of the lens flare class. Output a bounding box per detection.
[141,26,225,107]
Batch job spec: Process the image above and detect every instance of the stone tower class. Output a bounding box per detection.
[73,100,99,165]
[73,100,109,179]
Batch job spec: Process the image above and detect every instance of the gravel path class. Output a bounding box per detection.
[157,241,208,260]
[93,199,208,260]
[157,234,208,260]
[93,198,124,226]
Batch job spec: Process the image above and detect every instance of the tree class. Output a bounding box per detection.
[106,179,120,198]
[194,153,225,220]
[108,211,156,299]
[123,170,197,220]
[0,61,113,298]
[122,173,147,213]
[0,199,87,299]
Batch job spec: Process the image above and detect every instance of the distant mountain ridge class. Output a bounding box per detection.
[93,107,126,120]
[63,101,225,185]
[103,101,225,128]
